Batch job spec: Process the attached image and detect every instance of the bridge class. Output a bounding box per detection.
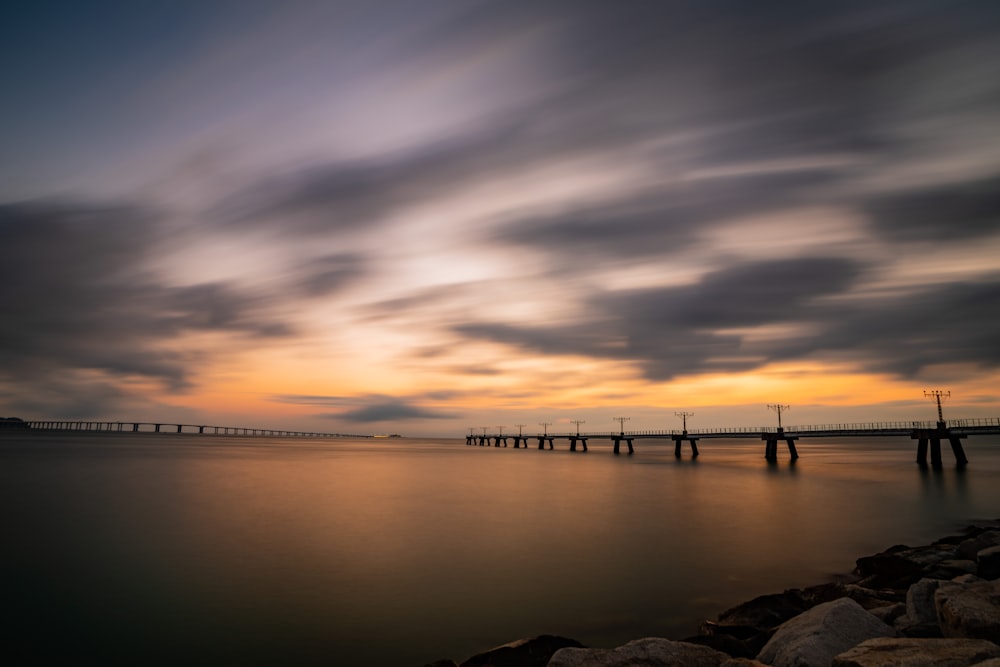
[464,417,1000,466]
[3,419,371,439]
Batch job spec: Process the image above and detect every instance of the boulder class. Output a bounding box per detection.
[956,530,1000,561]
[869,602,906,625]
[977,545,1000,580]
[756,597,895,667]
[422,661,459,667]
[460,635,583,667]
[548,637,729,667]
[928,560,980,580]
[831,637,1000,666]
[935,579,1000,644]
[683,632,756,658]
[716,590,810,631]
[896,577,946,635]
[856,544,958,589]
[720,659,770,667]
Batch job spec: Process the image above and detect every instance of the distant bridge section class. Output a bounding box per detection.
[4,419,371,439]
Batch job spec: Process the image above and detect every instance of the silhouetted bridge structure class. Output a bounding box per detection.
[465,418,1000,466]
[6,420,371,439]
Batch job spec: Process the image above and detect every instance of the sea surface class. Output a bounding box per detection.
[2,431,998,665]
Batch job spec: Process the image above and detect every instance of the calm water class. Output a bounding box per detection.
[2,431,998,665]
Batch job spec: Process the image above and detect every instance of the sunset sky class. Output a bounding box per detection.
[3,1,1000,436]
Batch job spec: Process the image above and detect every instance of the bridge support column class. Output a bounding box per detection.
[916,437,928,464]
[612,437,634,455]
[155,424,161,433]
[949,436,968,466]
[569,437,588,452]
[764,438,778,461]
[673,434,699,458]
[786,438,799,460]
[930,438,943,467]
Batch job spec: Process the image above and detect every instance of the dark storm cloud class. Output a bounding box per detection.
[273,393,455,422]
[0,201,301,407]
[865,175,1000,242]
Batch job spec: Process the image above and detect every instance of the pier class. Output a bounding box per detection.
[5,420,370,438]
[464,417,1000,466]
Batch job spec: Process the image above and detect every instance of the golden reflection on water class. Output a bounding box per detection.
[1,433,998,665]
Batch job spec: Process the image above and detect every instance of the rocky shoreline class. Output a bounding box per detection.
[424,520,1000,667]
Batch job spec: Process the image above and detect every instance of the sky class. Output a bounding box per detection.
[3,0,1000,436]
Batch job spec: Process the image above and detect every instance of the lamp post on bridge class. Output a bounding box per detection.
[538,421,554,451]
[765,404,797,462]
[613,416,629,435]
[767,404,790,431]
[571,420,585,436]
[675,411,694,434]
[924,390,950,427]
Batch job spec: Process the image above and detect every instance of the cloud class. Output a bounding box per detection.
[273,393,455,422]
[0,201,300,407]
[865,174,1000,242]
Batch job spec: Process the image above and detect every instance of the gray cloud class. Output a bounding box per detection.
[0,201,299,410]
[273,393,455,422]
[865,175,1000,242]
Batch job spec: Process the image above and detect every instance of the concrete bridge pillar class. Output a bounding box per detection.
[673,434,699,458]
[569,437,588,452]
[612,436,634,455]
[913,425,967,467]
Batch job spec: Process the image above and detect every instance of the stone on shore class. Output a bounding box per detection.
[935,579,1000,643]
[548,637,729,667]
[977,545,1000,580]
[855,544,958,589]
[831,637,1000,666]
[459,635,583,667]
[756,597,895,667]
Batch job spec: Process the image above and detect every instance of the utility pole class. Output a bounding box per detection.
[613,416,630,435]
[924,390,950,426]
[571,419,585,436]
[767,404,790,430]
[539,421,552,436]
[675,411,694,433]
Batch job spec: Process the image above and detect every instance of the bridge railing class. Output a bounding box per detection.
[951,417,1000,428]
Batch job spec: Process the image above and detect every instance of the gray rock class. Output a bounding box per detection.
[459,635,583,667]
[954,574,985,585]
[957,531,1000,561]
[856,544,958,589]
[548,638,729,667]
[977,545,1000,580]
[869,602,906,625]
[928,560,981,580]
[757,597,895,667]
[907,578,943,624]
[832,637,1000,666]
[935,579,1000,643]
[720,659,770,667]
[972,659,1000,666]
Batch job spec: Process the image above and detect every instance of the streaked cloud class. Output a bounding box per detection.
[2,1,999,432]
